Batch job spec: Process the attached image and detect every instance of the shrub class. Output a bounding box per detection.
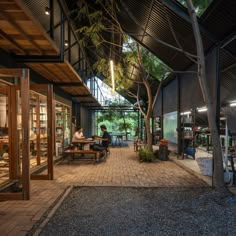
[139,148,154,162]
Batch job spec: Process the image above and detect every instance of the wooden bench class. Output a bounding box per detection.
[63,149,106,164]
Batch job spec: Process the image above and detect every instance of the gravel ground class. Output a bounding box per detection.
[39,187,236,236]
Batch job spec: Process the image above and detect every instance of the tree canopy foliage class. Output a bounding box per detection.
[74,0,171,94]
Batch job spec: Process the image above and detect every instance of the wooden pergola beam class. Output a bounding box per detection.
[0,68,23,77]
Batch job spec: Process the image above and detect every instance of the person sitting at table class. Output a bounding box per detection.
[91,125,111,152]
[72,127,85,142]
[72,126,87,150]
[100,125,111,149]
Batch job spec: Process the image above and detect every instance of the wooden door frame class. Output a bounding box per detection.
[30,84,54,180]
[0,68,30,200]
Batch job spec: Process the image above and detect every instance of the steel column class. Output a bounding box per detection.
[49,0,54,39]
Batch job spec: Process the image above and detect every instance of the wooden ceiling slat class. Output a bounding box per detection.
[34,40,53,47]
[0,2,21,11]
[39,64,62,83]
[45,63,69,82]
[17,21,44,35]
[13,0,59,53]
[0,12,29,20]
[0,10,43,54]
[28,63,55,82]
[0,28,26,54]
[65,61,83,83]
[59,63,78,82]
[54,64,70,82]
[0,1,15,4]
[0,20,18,34]
[9,34,46,40]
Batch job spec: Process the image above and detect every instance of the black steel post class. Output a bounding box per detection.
[177,76,182,155]
[49,0,54,39]
[78,47,81,70]
[60,7,65,61]
[85,61,88,79]
[68,24,71,63]
[215,46,221,131]
[161,86,164,139]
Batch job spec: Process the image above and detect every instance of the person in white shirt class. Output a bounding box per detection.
[72,127,85,142]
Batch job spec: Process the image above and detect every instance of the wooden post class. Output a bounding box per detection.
[8,86,17,180]
[47,84,54,180]
[36,94,41,165]
[21,69,30,200]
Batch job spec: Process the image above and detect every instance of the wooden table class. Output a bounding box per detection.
[72,139,96,150]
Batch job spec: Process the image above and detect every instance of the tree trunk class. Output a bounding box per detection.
[145,114,153,151]
[186,0,225,189]
[121,111,128,141]
[143,79,153,152]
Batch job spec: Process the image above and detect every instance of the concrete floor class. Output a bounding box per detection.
[0,142,226,235]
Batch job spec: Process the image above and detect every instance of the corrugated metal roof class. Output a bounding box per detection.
[117,0,216,71]
[201,0,236,40]
[66,0,235,105]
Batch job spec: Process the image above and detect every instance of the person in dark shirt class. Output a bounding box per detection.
[100,125,111,148]
[91,125,111,152]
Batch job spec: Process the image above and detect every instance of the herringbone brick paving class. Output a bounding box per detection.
[0,143,207,235]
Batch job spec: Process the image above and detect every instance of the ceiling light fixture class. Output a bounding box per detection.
[197,107,207,112]
[230,102,236,107]
[64,40,69,47]
[45,7,50,15]
[110,60,115,92]
[180,111,191,115]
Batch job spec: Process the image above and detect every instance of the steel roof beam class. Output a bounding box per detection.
[55,82,83,86]
[72,95,91,98]
[220,31,236,49]
[159,0,218,43]
[79,101,97,103]
[16,55,64,63]
[222,62,236,73]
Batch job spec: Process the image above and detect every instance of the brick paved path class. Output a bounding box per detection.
[0,143,206,235]
[55,145,206,187]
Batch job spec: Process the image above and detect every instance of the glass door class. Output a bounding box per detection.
[55,102,71,159]
[30,84,54,180]
[29,91,48,169]
[64,106,71,146]
[55,103,63,158]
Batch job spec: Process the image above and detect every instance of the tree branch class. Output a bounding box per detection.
[152,79,163,111]
[163,4,198,64]
[136,84,146,117]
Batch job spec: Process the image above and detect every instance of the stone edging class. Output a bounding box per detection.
[32,186,73,236]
